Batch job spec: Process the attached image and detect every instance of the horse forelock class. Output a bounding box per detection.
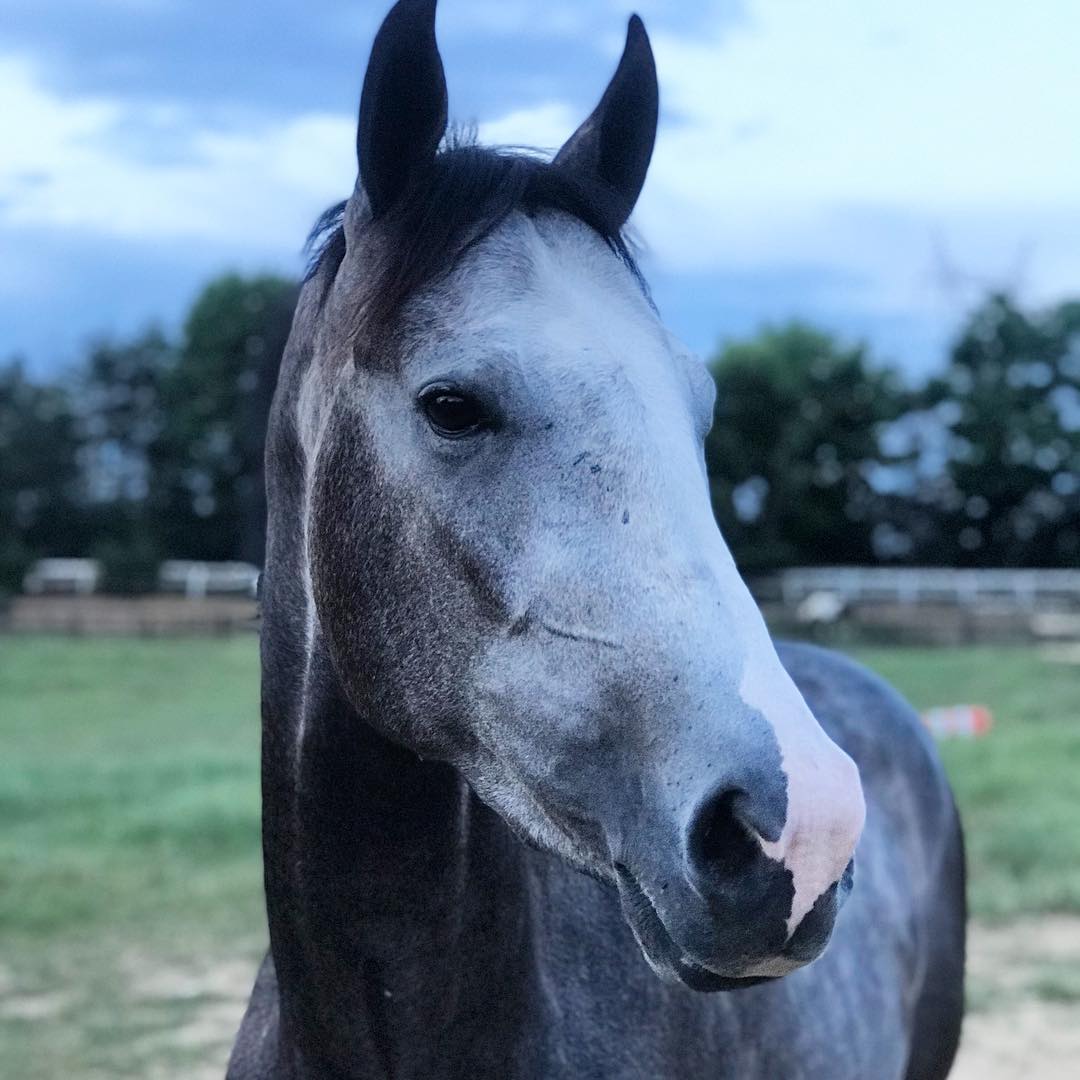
[302,136,647,358]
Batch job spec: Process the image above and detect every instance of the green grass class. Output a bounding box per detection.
[1,636,1078,1075]
[0,637,264,1078]
[1,637,263,945]
[1030,965,1080,1004]
[853,646,1080,920]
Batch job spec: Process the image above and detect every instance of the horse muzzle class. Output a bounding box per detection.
[612,771,859,990]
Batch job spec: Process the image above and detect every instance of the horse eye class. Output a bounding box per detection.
[419,386,486,438]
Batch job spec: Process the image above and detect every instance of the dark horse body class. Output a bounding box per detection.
[232,643,963,1079]
[230,3,965,1077]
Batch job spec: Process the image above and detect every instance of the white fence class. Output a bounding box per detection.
[22,558,102,596]
[771,567,1080,611]
[157,561,260,599]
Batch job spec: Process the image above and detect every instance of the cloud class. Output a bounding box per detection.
[448,0,1080,331]
[3,0,1079,375]
[0,57,354,252]
[479,103,579,155]
[2,0,741,118]
[0,223,259,366]
[2,0,371,115]
[637,0,1080,300]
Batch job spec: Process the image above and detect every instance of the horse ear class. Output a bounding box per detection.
[357,0,448,217]
[554,15,658,226]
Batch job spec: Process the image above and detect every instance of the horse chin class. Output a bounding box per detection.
[614,863,788,994]
[670,959,778,993]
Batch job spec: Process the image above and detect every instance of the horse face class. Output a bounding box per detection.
[305,0,864,990]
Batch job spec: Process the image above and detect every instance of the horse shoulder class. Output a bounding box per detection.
[776,640,966,1080]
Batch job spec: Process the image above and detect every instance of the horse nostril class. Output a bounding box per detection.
[688,789,761,881]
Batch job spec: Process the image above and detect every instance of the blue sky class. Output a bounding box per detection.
[3,0,1079,377]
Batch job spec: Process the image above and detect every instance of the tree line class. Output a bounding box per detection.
[0,275,296,592]
[2,278,1078,594]
[707,297,1080,573]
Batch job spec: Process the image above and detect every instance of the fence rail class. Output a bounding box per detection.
[1,595,258,636]
[764,567,1080,611]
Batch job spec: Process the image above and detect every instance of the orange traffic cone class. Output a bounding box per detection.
[921,705,993,738]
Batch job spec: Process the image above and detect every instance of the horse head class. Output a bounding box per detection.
[295,0,865,990]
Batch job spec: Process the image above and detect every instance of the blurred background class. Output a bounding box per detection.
[2,2,1079,1077]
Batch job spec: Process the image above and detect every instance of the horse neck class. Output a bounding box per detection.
[259,426,536,1077]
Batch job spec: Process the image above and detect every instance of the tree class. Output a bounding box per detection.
[705,323,910,572]
[0,361,82,592]
[924,293,1080,566]
[151,274,297,564]
[0,274,296,593]
[76,329,175,590]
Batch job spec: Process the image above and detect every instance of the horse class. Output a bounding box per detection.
[228,2,966,1076]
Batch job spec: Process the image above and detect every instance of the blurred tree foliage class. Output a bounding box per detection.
[0,273,295,593]
[706,323,912,572]
[2,282,1079,592]
[151,274,297,566]
[706,302,1080,571]
[923,294,1080,567]
[0,363,82,592]
[79,329,174,591]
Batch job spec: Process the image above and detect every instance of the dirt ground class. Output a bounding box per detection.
[3,917,1077,1077]
[196,917,1080,1078]
[951,916,1080,1080]
[219,917,1080,1079]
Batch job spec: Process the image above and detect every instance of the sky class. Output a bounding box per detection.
[3,0,1080,378]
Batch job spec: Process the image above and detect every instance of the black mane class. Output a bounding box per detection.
[304,137,647,327]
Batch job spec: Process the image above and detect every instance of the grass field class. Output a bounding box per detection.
[1,638,263,1078]
[2,636,1078,1077]
[856,645,1080,919]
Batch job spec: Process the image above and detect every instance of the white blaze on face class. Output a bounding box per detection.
[441,217,865,942]
[502,220,866,942]
[738,626,866,937]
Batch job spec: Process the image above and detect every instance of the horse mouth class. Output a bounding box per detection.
[613,863,793,993]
